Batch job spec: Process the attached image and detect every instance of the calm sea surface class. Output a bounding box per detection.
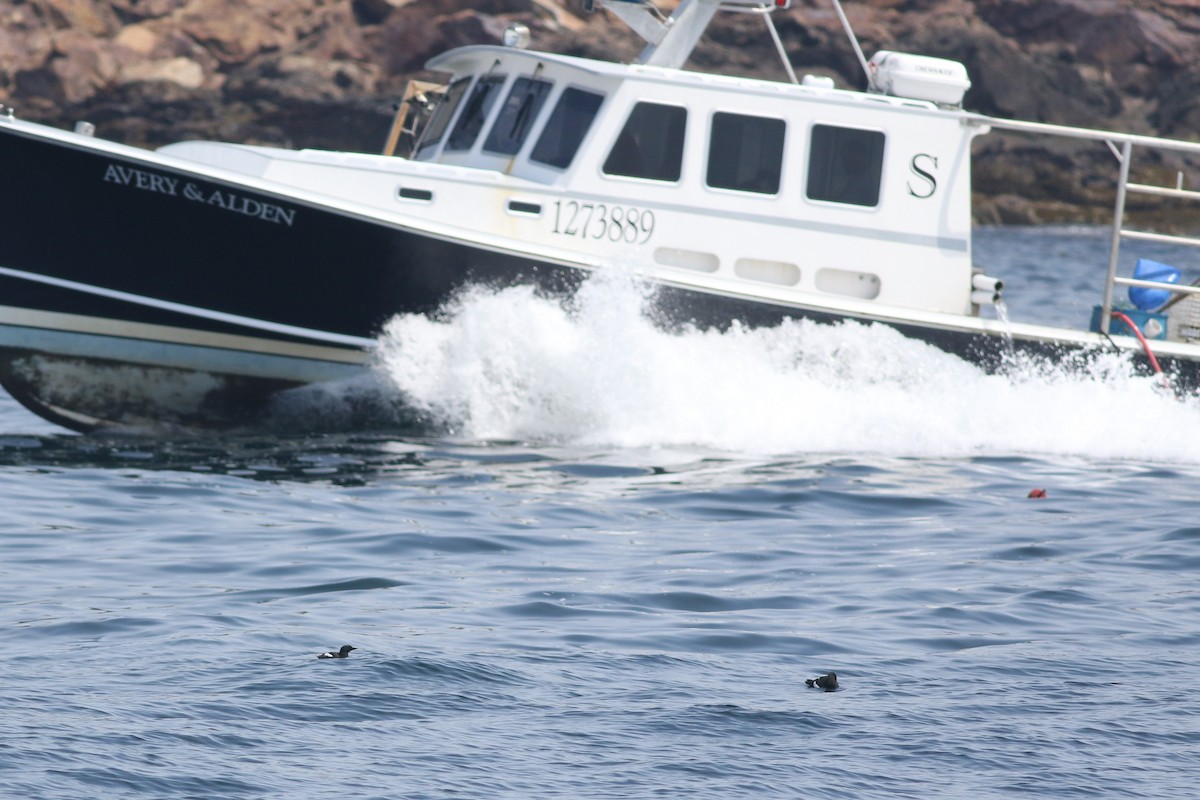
[2,227,1198,798]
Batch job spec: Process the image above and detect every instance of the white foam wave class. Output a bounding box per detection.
[372,274,1200,460]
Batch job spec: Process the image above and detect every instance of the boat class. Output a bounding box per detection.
[2,0,1200,433]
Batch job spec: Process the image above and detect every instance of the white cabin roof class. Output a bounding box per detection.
[425,44,944,114]
[427,45,623,79]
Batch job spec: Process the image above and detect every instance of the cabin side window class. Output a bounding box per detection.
[416,77,471,157]
[602,102,687,182]
[805,124,886,207]
[530,88,605,170]
[484,77,554,155]
[445,74,506,151]
[706,112,785,194]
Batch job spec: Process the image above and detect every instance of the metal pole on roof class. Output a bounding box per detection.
[829,0,871,83]
[763,10,799,84]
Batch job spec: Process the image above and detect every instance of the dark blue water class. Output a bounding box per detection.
[2,227,1198,798]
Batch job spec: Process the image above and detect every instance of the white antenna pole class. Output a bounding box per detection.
[829,0,870,82]
[764,11,799,84]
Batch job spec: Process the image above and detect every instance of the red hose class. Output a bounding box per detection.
[1109,310,1167,383]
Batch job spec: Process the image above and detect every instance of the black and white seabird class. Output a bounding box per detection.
[805,672,838,691]
[317,645,357,659]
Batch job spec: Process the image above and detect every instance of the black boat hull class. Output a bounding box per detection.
[0,124,584,431]
[0,123,1191,432]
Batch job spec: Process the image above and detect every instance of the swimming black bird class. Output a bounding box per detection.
[805,672,838,691]
[317,645,357,659]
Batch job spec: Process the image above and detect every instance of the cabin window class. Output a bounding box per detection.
[484,77,554,155]
[530,88,605,169]
[445,74,506,151]
[806,124,885,207]
[603,102,687,182]
[416,76,471,156]
[706,112,785,194]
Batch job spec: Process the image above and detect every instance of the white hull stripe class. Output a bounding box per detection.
[0,305,368,363]
[0,323,363,383]
[0,264,377,349]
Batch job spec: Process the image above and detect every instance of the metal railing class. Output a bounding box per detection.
[966,113,1200,335]
[1102,141,1200,332]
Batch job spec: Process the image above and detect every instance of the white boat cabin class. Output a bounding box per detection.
[164,0,984,318]
[401,42,981,315]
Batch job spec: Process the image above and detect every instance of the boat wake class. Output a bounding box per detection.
[364,273,1200,461]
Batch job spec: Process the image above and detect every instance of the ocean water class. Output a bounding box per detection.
[2,226,1199,798]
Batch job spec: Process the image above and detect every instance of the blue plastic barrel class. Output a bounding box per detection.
[1129,257,1181,311]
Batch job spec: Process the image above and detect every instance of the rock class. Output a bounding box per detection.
[1,0,1199,225]
[32,0,119,36]
[108,0,194,20]
[225,55,380,104]
[118,57,207,90]
[113,24,163,56]
[27,30,121,106]
[171,0,301,66]
[352,0,414,25]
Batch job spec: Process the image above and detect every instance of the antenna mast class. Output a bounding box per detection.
[828,0,870,81]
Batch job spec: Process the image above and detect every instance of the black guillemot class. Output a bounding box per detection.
[805,672,838,691]
[317,645,357,659]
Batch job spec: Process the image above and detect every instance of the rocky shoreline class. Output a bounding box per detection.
[4,0,1200,226]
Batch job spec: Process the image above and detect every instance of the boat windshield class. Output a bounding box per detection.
[483,77,554,155]
[416,76,470,157]
[446,74,506,151]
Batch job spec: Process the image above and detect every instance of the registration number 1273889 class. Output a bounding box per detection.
[551,200,655,243]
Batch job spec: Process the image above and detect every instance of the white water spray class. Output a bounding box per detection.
[372,273,1200,460]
